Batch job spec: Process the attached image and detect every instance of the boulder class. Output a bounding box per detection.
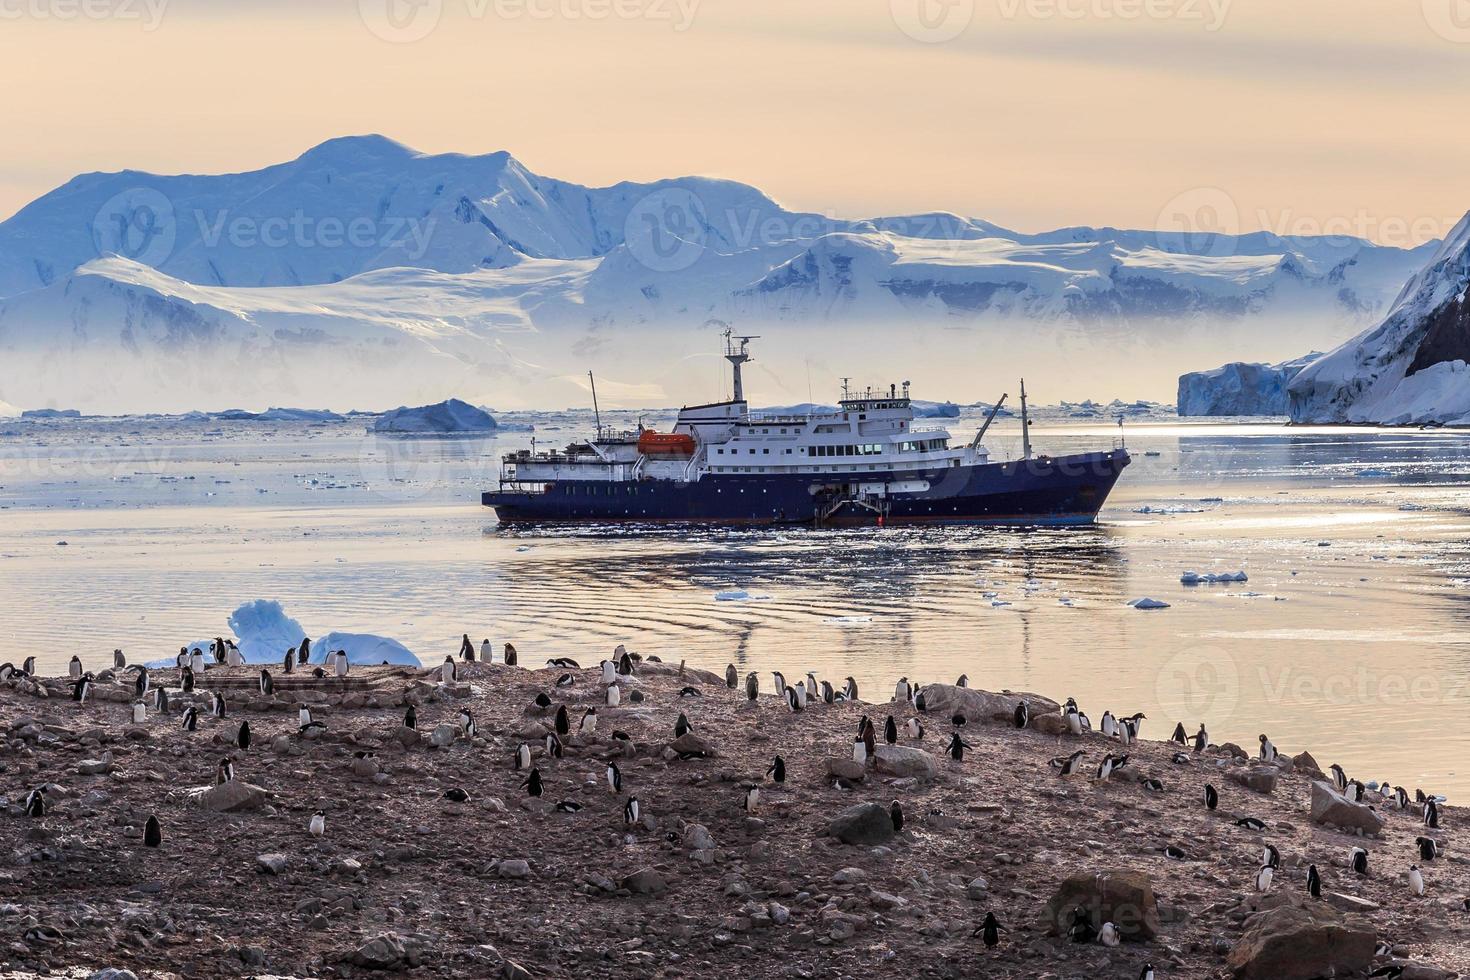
[1042,871,1160,941]
[635,660,725,687]
[1031,712,1069,735]
[621,867,668,895]
[825,758,866,781]
[347,933,410,970]
[669,732,712,755]
[1227,766,1280,794]
[827,802,896,846]
[1293,750,1324,778]
[872,745,939,780]
[430,723,458,748]
[192,780,270,813]
[917,685,1059,725]
[256,853,289,875]
[1309,780,1384,834]
[1227,901,1374,979]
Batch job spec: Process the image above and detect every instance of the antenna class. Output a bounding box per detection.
[588,371,603,441]
[1019,378,1032,460]
[722,327,758,403]
[969,393,1008,450]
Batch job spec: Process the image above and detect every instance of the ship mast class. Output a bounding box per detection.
[1019,378,1032,460]
[589,370,603,441]
[723,328,758,403]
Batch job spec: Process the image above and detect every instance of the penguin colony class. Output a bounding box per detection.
[0,643,1465,979]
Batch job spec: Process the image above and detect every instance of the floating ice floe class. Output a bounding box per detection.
[1057,597,1077,607]
[1181,570,1248,585]
[1128,597,1171,610]
[1398,503,1427,512]
[1134,505,1207,515]
[826,615,872,625]
[714,589,770,602]
[990,599,1013,608]
[1356,468,1392,478]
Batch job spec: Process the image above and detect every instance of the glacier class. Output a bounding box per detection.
[1176,352,1321,416]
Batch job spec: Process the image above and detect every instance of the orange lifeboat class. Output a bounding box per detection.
[637,430,696,457]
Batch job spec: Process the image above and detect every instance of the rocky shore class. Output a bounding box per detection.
[1,654,1467,979]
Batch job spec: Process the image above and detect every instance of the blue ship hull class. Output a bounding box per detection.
[483,448,1130,527]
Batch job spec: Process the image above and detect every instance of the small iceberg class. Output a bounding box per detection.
[714,589,752,601]
[1181,570,1248,585]
[1128,597,1171,610]
[158,600,423,667]
[1134,505,1206,515]
[313,630,420,667]
[374,398,497,435]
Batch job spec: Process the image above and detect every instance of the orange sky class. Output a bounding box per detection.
[2,0,1469,244]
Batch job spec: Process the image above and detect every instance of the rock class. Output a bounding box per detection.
[1227,766,1280,794]
[1226,901,1374,979]
[430,723,458,748]
[831,867,865,885]
[498,859,531,879]
[1042,870,1160,941]
[348,932,409,970]
[351,756,380,778]
[1031,712,1069,735]
[1309,780,1384,834]
[77,756,113,776]
[669,732,712,755]
[1293,750,1324,778]
[825,758,866,781]
[87,971,138,980]
[393,727,422,748]
[622,867,668,895]
[684,824,716,851]
[1325,892,1379,913]
[873,744,939,780]
[193,780,270,813]
[256,852,289,875]
[769,901,791,925]
[917,684,1059,725]
[966,877,989,900]
[827,802,896,846]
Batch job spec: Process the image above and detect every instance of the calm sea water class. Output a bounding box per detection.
[2,410,1469,794]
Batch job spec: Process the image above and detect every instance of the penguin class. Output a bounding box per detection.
[955,673,969,689]
[842,676,858,700]
[555,704,570,736]
[1258,734,1277,762]
[480,638,492,663]
[534,692,552,709]
[975,911,1001,948]
[1099,922,1120,948]
[175,648,188,669]
[181,666,195,693]
[1163,845,1188,859]
[113,649,126,669]
[745,672,759,702]
[1350,846,1368,876]
[862,721,876,760]
[1409,864,1425,896]
[1424,799,1440,829]
[606,761,623,794]
[1064,703,1082,736]
[190,648,205,672]
[460,634,474,661]
[605,683,621,707]
[181,706,198,731]
[1204,783,1219,810]
[623,796,640,825]
[132,701,146,724]
[503,643,519,667]
[143,814,161,848]
[1095,754,1120,782]
[725,663,738,688]
[1125,712,1146,736]
[1395,787,1411,810]
[772,671,787,696]
[1193,724,1208,753]
[298,706,313,727]
[1306,864,1321,898]
[216,757,235,784]
[72,676,92,703]
[610,729,632,748]
[1263,843,1280,868]
[598,660,616,685]
[951,713,967,728]
[298,637,311,665]
[309,810,326,836]
[1171,751,1191,765]
[312,668,326,679]
[1138,965,1155,980]
[1013,701,1028,729]
[0,663,13,682]
[1117,720,1134,747]
[1348,780,1366,803]
[442,658,458,683]
[514,742,532,771]
[69,655,83,679]
[444,788,472,803]
[579,707,597,736]
[546,657,579,669]
[283,649,294,674]
[522,768,544,797]
[947,732,972,761]
[259,669,273,696]
[403,705,417,730]
[852,735,868,766]
[674,712,692,738]
[22,655,37,675]
[1142,778,1164,792]
[742,784,760,813]
[804,673,818,699]
[1065,907,1096,944]
[1236,816,1267,831]
[821,680,836,704]
[154,687,170,713]
[914,689,927,712]
[544,733,564,759]
[767,756,785,784]
[1416,836,1441,861]
[210,690,226,718]
[1170,722,1187,744]
[1329,763,1348,792]
[1100,710,1116,737]
[554,800,583,813]
[1051,750,1085,777]
[905,717,925,740]
[24,787,45,818]
[236,719,251,751]
[334,651,349,677]
[889,800,903,832]
[785,685,806,712]
[894,677,910,703]
[618,651,634,675]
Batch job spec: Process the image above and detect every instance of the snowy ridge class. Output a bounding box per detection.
[1177,352,1321,417]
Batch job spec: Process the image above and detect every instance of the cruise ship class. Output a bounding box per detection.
[482,333,1130,526]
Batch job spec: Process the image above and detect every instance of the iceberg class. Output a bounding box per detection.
[311,631,420,667]
[1181,570,1248,585]
[227,600,309,664]
[1176,354,1321,416]
[373,398,497,435]
[1128,597,1171,610]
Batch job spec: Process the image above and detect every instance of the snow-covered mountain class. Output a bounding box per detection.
[0,136,1440,413]
[1177,352,1321,417]
[1288,211,1470,426]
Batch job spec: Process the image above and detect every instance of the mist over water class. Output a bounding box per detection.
[2,410,1469,794]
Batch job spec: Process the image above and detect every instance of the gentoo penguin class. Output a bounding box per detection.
[1416,836,1440,861]
[547,657,580,669]
[132,701,147,724]
[503,642,518,666]
[113,649,126,669]
[554,801,583,813]
[742,784,760,813]
[259,669,273,696]
[441,658,457,683]
[905,717,925,740]
[534,692,552,709]
[283,649,294,674]
[1014,702,1028,729]
[804,673,818,699]
[618,651,633,675]
[674,712,692,738]
[210,691,226,718]
[227,642,244,668]
[772,671,787,697]
[555,705,570,736]
[1116,720,1134,748]
[69,654,83,679]
[745,672,759,702]
[190,648,205,672]
[1349,846,1368,876]
[1171,751,1191,765]
[785,685,806,712]
[1095,754,1121,782]
[143,815,161,848]
[863,720,876,759]
[1236,816,1267,831]
[884,716,898,745]
[821,680,836,704]
[309,810,326,836]
[955,673,969,688]
[842,677,858,700]
[0,663,13,681]
[1142,778,1164,792]
[522,768,544,797]
[579,708,597,736]
[605,684,621,707]
[1170,722,1187,744]
[1099,922,1120,948]
[1424,799,1441,828]
[236,720,251,751]
[602,660,617,685]
[914,689,927,712]
[1193,724,1208,753]
[889,800,903,832]
[21,655,37,675]
[175,648,188,669]
[947,732,972,762]
[767,756,785,783]
[606,761,623,793]
[459,634,474,661]
[72,676,92,703]
[1138,964,1155,980]
[514,743,532,771]
[1163,845,1188,859]
[403,705,417,730]
[24,787,45,818]
[852,734,869,766]
[1204,783,1219,810]
[1052,750,1085,777]
[975,911,1001,948]
[480,638,492,663]
[1258,734,1277,762]
[181,706,198,731]
[444,788,472,803]
[1306,864,1321,898]
[1409,864,1425,896]
[1125,712,1147,736]
[312,668,326,679]
[894,677,910,703]
[1100,710,1117,738]
[1263,843,1280,868]
[1065,907,1096,943]
[298,706,313,727]
[181,666,195,693]
[545,733,564,759]
[217,758,235,785]
[1395,786,1411,809]
[1064,702,1082,736]
[1329,763,1348,791]
[623,796,640,824]
[298,636,311,665]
